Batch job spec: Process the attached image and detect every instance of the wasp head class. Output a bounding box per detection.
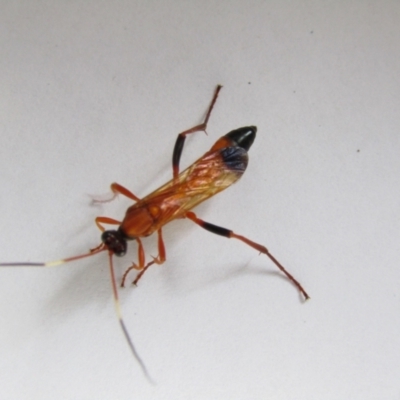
[101,230,128,257]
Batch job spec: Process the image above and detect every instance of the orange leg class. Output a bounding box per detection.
[110,182,141,202]
[121,229,166,287]
[120,237,146,287]
[95,216,121,232]
[92,182,141,204]
[172,85,222,180]
[185,211,309,300]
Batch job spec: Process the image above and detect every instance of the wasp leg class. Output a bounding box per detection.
[172,85,222,180]
[95,216,121,232]
[121,237,146,287]
[185,211,309,300]
[110,182,141,202]
[132,229,166,285]
[92,182,140,204]
[120,230,166,287]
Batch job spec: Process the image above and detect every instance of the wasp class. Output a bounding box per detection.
[1,85,309,380]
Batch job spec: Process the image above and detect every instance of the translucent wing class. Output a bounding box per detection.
[121,146,249,236]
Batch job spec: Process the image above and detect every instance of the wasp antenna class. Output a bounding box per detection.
[107,251,154,384]
[0,245,107,268]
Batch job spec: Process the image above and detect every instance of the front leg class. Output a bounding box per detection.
[132,228,166,285]
[95,216,121,232]
[92,182,141,204]
[121,237,146,287]
[121,229,166,287]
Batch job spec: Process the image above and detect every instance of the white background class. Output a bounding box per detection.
[1,1,400,399]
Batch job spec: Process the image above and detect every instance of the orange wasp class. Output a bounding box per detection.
[1,85,309,379]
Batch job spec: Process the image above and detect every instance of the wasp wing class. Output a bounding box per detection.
[142,146,249,220]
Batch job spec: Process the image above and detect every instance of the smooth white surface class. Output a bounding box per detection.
[1,1,400,399]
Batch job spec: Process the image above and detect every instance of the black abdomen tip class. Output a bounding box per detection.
[225,126,257,151]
